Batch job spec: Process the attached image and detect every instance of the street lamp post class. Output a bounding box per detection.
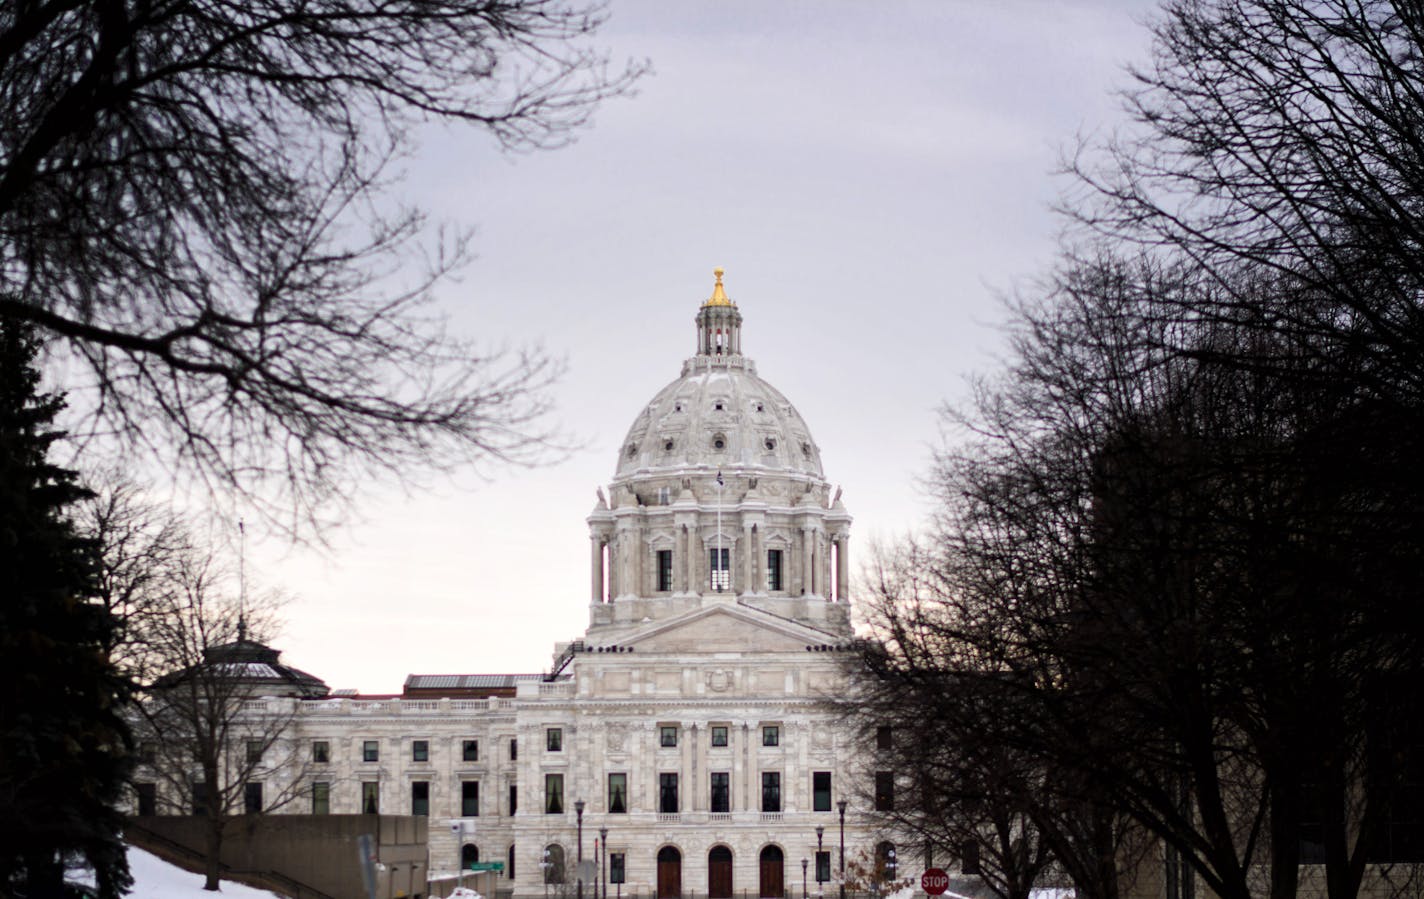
[576,799,586,899]
[837,800,847,899]
[600,826,609,899]
[802,858,809,899]
[816,826,825,899]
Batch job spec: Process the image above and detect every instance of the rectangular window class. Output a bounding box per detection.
[546,728,562,752]
[767,548,783,591]
[361,781,379,814]
[813,771,832,811]
[136,782,157,816]
[659,773,679,813]
[509,784,518,816]
[875,771,895,812]
[762,726,779,747]
[462,781,480,817]
[610,853,626,885]
[816,852,831,883]
[311,782,330,815]
[362,740,379,762]
[413,740,429,762]
[710,772,730,813]
[463,740,479,762]
[412,781,430,816]
[510,738,518,760]
[139,742,157,764]
[545,773,564,814]
[876,726,893,751]
[710,547,730,591]
[660,725,678,747]
[243,782,263,814]
[608,773,628,814]
[192,781,209,815]
[761,772,781,812]
[961,841,980,875]
[312,741,330,764]
[657,550,674,591]
[246,740,263,764]
[711,726,729,747]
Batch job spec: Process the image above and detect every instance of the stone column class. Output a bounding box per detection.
[836,534,849,602]
[802,527,814,597]
[672,524,684,594]
[742,523,754,595]
[590,536,604,602]
[686,527,697,593]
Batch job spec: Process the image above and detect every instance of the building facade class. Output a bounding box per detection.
[141,272,898,898]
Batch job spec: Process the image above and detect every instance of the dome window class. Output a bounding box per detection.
[674,402,684,412]
[626,444,638,459]
[713,401,725,412]
[802,441,812,458]
[664,439,675,452]
[755,402,765,413]
[764,437,776,452]
[712,434,727,451]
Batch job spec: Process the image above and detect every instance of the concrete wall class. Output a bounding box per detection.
[134,814,429,899]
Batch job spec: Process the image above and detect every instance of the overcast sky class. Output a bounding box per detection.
[247,0,1157,693]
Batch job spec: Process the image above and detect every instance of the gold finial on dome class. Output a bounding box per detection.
[705,267,733,306]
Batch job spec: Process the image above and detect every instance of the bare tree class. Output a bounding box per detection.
[1068,0,1424,405]
[0,0,644,528]
[862,247,1424,899]
[77,473,195,685]
[131,545,318,891]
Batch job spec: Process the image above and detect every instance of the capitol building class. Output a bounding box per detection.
[139,271,902,899]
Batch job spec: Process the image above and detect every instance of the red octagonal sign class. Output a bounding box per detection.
[922,869,950,896]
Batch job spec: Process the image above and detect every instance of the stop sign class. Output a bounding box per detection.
[922,868,950,895]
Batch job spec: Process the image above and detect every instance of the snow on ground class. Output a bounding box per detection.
[75,846,286,898]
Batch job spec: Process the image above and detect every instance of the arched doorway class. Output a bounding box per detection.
[708,845,733,898]
[462,844,478,870]
[759,845,784,898]
[875,842,898,889]
[657,846,682,899]
[544,845,566,885]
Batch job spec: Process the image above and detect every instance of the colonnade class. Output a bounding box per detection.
[589,519,851,602]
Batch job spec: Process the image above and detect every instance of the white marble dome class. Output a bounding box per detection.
[613,269,823,480]
[614,357,824,479]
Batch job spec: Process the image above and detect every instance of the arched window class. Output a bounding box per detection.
[543,844,566,884]
[462,844,478,870]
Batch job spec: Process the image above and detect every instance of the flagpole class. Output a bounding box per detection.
[715,471,723,592]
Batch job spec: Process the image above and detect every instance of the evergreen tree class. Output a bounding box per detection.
[0,317,132,898]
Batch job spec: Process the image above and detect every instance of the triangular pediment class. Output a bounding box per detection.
[621,604,838,655]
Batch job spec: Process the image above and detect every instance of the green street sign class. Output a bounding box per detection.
[468,862,505,872]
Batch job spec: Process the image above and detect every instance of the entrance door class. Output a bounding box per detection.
[759,846,784,899]
[708,846,733,899]
[657,846,682,899]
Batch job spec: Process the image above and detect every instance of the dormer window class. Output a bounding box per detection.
[764,437,776,451]
[713,401,724,412]
[755,402,765,412]
[712,434,726,451]
[664,439,675,452]
[626,444,638,458]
